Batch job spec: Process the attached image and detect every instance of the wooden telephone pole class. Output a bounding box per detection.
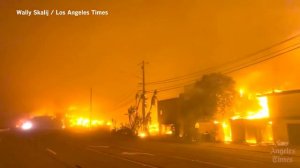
[141,61,146,128]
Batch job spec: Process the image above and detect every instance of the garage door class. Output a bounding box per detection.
[287,124,300,145]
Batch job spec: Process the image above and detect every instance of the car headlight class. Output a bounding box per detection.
[21,121,33,130]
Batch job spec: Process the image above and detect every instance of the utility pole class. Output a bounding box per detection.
[141,61,146,128]
[89,88,93,128]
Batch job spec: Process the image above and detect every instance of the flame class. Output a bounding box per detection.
[160,124,174,135]
[231,116,240,120]
[246,139,257,144]
[239,88,245,97]
[226,87,275,144]
[149,123,159,135]
[67,115,108,128]
[76,117,89,127]
[231,96,269,120]
[213,120,219,124]
[246,96,269,119]
[138,131,147,138]
[273,89,283,93]
[230,95,273,144]
[165,130,173,135]
[222,121,232,142]
[106,121,112,126]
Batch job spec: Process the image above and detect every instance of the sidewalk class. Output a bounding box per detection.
[0,128,10,132]
[199,142,300,157]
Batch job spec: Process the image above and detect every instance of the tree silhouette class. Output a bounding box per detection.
[182,73,237,139]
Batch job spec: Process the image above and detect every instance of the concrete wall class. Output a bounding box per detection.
[267,91,300,144]
[268,91,300,119]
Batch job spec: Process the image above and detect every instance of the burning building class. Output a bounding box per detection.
[225,94,273,144]
[157,89,300,145]
[208,89,300,145]
[157,97,182,136]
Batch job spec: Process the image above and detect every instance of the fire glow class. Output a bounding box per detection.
[246,97,269,120]
[222,121,232,142]
[149,124,159,135]
[223,94,272,144]
[67,116,110,128]
[231,96,270,120]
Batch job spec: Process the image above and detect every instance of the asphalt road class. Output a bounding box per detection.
[0,130,299,168]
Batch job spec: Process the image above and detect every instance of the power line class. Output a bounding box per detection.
[110,90,137,112]
[152,43,300,93]
[145,34,300,85]
[224,45,300,74]
[149,43,300,91]
[110,97,135,112]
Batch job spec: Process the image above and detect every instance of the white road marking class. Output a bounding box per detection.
[88,145,110,148]
[46,148,57,156]
[237,158,263,163]
[87,148,158,168]
[122,152,154,156]
[116,145,235,168]
[169,155,235,168]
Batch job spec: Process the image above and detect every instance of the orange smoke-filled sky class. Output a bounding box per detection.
[0,0,300,124]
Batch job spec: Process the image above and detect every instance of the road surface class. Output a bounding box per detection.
[0,130,299,168]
